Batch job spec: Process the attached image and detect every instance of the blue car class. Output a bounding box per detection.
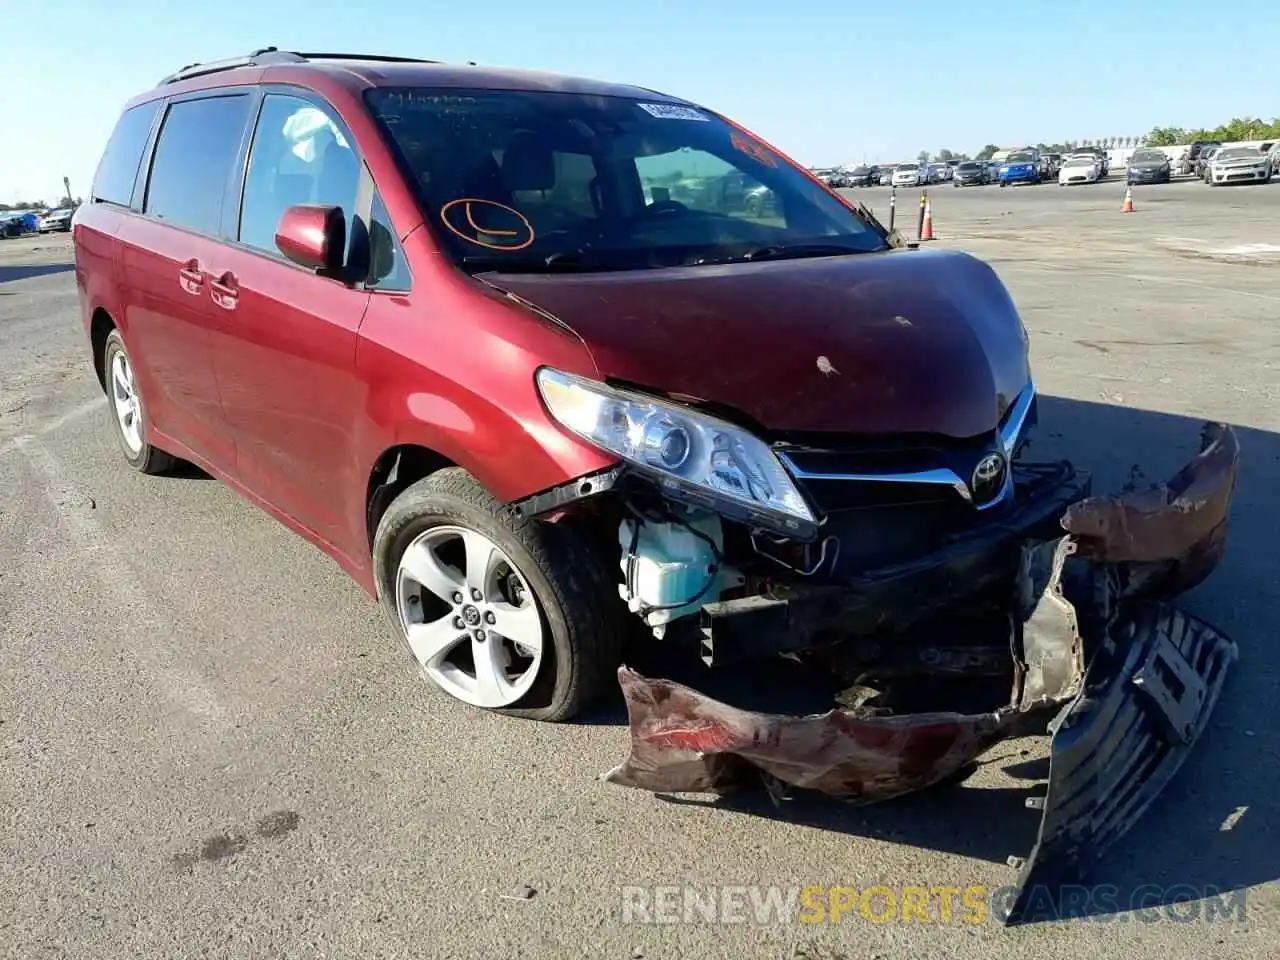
[999,151,1041,187]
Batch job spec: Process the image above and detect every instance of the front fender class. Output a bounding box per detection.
[352,267,618,519]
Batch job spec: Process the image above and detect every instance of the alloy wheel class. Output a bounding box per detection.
[110,351,143,456]
[395,524,544,708]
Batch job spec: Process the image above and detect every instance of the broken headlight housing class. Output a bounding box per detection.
[537,368,817,537]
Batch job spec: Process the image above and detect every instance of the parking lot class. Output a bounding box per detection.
[2,177,1278,959]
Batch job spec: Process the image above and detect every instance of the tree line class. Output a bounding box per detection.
[1143,117,1280,147]
[913,119,1280,162]
[0,196,81,212]
[914,138,1150,165]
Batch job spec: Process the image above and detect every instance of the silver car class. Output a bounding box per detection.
[1207,146,1273,186]
[38,208,74,233]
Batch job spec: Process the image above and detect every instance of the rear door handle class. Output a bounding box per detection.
[209,271,239,311]
[178,259,204,295]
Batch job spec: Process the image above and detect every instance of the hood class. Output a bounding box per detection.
[1216,155,1263,166]
[1129,159,1168,169]
[488,249,1031,438]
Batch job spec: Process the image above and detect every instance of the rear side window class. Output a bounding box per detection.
[92,101,161,206]
[145,94,252,236]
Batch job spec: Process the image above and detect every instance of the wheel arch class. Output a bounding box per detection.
[90,307,117,393]
[364,443,458,552]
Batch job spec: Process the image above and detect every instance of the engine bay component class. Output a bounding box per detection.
[618,507,744,637]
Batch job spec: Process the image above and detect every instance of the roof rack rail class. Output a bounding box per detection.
[158,47,438,86]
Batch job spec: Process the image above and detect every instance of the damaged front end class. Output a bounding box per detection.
[599,423,1240,924]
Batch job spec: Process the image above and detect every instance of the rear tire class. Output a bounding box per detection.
[102,330,176,475]
[372,468,626,722]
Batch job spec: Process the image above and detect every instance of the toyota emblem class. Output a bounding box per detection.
[970,452,1007,503]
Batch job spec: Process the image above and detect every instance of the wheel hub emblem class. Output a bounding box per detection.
[970,452,1007,504]
[461,604,482,626]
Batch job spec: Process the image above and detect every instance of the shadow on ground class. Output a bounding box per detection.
[588,395,1279,922]
[0,263,74,284]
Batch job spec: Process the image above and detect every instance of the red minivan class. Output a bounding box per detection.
[75,49,1058,721]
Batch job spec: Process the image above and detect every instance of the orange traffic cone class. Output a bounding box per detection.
[1122,187,1134,213]
[920,199,935,240]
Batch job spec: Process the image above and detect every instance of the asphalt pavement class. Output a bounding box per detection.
[2,177,1278,959]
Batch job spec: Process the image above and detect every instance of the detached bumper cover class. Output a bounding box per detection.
[604,423,1240,923]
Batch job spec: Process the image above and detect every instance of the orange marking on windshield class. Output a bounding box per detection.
[440,198,535,251]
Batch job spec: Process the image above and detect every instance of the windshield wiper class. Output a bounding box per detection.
[461,252,611,274]
[695,243,867,266]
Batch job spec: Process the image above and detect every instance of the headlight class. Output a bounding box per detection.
[537,368,816,533]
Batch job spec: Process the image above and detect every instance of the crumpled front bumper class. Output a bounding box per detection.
[603,423,1240,924]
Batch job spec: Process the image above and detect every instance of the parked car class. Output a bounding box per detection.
[998,151,1041,186]
[1,211,38,237]
[1040,153,1062,178]
[1197,146,1222,181]
[927,163,950,183]
[77,48,1076,728]
[1126,148,1172,184]
[891,161,926,186]
[952,160,989,186]
[876,164,898,185]
[1180,139,1221,176]
[1067,146,1108,177]
[1206,146,1272,186]
[1058,154,1102,185]
[1,214,25,238]
[846,165,880,187]
[38,207,75,232]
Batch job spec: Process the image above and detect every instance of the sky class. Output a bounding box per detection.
[2,0,1277,205]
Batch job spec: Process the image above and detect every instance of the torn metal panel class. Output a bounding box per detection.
[605,538,1085,801]
[1061,423,1238,596]
[604,667,1018,800]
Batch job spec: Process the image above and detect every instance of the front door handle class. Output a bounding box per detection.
[178,259,204,295]
[209,271,239,311]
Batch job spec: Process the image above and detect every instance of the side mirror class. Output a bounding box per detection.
[275,204,345,274]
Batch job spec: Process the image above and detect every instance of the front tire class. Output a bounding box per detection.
[373,468,625,722]
[102,330,176,475]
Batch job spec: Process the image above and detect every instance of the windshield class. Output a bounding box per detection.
[1064,156,1094,167]
[1007,152,1034,163]
[364,88,886,272]
[896,162,918,171]
[1130,151,1165,163]
[1216,147,1260,160]
[956,162,979,170]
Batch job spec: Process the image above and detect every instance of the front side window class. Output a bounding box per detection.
[239,94,359,261]
[145,95,252,235]
[363,88,886,273]
[367,192,411,290]
[92,100,161,207]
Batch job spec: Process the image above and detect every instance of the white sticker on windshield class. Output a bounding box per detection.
[638,102,710,122]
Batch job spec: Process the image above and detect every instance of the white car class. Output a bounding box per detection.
[1207,146,1273,186]
[1058,154,1101,185]
[892,162,926,187]
[37,207,74,233]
